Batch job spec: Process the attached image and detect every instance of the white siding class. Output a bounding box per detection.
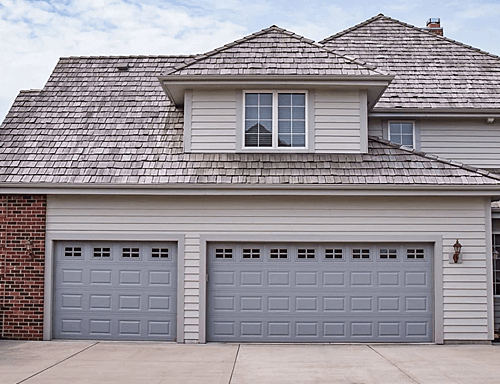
[419,120,500,168]
[368,118,500,168]
[47,195,491,342]
[314,90,362,153]
[188,90,237,152]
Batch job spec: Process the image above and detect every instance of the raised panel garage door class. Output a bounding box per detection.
[208,243,433,342]
[54,241,177,341]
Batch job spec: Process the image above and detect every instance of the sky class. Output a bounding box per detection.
[1,0,500,120]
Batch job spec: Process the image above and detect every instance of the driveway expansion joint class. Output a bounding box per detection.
[16,342,100,384]
[368,345,420,384]
[228,343,240,384]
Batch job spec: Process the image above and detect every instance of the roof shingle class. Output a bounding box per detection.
[321,14,500,110]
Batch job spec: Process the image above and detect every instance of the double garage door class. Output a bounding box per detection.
[53,241,177,341]
[208,243,433,342]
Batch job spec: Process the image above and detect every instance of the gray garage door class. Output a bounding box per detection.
[54,241,177,341]
[208,243,433,342]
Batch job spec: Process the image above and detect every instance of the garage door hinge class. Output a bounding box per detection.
[206,273,209,282]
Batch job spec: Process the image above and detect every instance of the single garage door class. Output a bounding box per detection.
[208,243,433,342]
[54,241,177,341]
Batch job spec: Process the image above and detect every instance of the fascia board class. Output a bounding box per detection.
[370,110,500,118]
[2,184,500,197]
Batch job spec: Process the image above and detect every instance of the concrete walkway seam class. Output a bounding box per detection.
[367,345,420,384]
[228,344,241,384]
[16,342,100,384]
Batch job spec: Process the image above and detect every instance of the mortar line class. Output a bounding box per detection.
[16,342,100,384]
[228,343,241,384]
[367,345,420,384]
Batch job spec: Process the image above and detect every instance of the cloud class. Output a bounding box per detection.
[0,0,248,120]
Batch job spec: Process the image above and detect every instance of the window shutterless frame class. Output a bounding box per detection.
[388,120,415,149]
[243,90,308,150]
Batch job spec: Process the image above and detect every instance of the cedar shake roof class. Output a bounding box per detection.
[320,14,500,110]
[162,26,387,77]
[1,55,499,187]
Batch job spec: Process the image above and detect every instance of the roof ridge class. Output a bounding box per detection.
[321,14,500,61]
[369,136,500,182]
[162,24,389,77]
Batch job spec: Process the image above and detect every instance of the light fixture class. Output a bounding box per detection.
[25,240,34,258]
[453,239,462,264]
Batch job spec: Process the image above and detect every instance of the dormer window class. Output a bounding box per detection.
[244,91,307,148]
[389,121,414,148]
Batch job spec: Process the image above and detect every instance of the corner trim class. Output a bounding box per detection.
[359,90,368,153]
[183,90,193,153]
[486,198,494,340]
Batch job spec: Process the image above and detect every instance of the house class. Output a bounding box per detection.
[1,14,500,344]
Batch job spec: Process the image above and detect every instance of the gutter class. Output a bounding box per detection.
[2,183,500,198]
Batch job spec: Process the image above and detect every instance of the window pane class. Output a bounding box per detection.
[245,134,258,147]
[402,123,413,134]
[245,120,258,132]
[278,106,291,119]
[245,93,258,105]
[278,93,292,106]
[260,107,272,119]
[245,106,258,119]
[390,123,401,135]
[278,120,291,133]
[292,94,305,106]
[259,93,272,105]
[278,134,291,147]
[292,106,305,119]
[292,120,305,133]
[292,134,305,147]
[259,120,272,134]
[260,134,272,147]
[402,135,413,146]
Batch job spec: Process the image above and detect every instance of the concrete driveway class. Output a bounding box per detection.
[2,341,500,384]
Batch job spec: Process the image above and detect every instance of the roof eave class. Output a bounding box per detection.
[158,74,394,108]
[370,108,500,118]
[1,183,500,198]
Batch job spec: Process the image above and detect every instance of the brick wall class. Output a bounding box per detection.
[0,195,46,340]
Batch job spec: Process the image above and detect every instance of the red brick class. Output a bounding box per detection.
[0,195,46,341]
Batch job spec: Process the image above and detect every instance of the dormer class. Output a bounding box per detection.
[158,26,393,154]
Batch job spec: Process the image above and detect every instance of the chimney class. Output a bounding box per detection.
[423,18,443,36]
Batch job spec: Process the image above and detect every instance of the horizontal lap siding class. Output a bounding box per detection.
[420,120,500,168]
[47,195,490,342]
[190,91,237,152]
[314,91,361,153]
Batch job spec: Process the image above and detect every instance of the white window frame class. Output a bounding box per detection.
[243,90,308,150]
[388,120,415,149]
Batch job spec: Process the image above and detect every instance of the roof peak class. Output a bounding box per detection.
[320,14,500,60]
[162,24,388,77]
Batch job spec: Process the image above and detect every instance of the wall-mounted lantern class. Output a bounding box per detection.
[452,239,462,264]
[493,248,500,260]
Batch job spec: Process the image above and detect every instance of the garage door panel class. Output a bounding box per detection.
[208,243,433,342]
[54,241,177,341]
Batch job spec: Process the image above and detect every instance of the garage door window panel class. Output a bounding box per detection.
[324,248,344,261]
[270,248,289,260]
[351,248,371,261]
[406,248,425,260]
[379,248,398,260]
[215,248,234,260]
[297,248,316,261]
[64,246,83,258]
[242,247,262,261]
[122,247,141,259]
[151,247,170,260]
[93,246,112,259]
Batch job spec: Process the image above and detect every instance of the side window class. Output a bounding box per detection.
[245,93,273,147]
[389,122,414,148]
